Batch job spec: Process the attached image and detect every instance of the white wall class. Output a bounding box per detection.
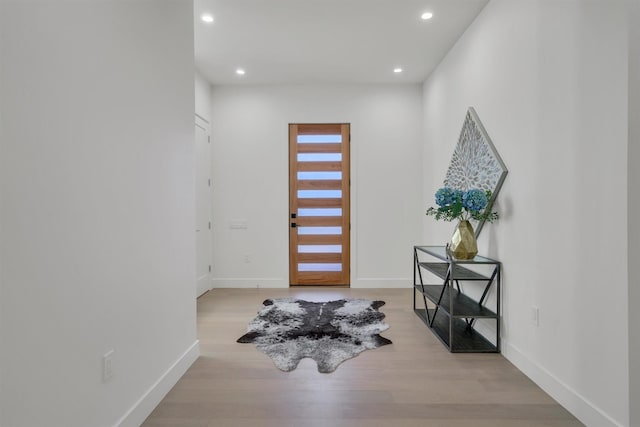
[0,2,4,417]
[629,1,639,425]
[423,1,629,426]
[195,69,212,123]
[210,84,423,288]
[0,2,198,426]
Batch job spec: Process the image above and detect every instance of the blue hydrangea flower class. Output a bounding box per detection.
[463,189,488,212]
[435,187,458,206]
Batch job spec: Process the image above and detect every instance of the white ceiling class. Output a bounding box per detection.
[194,0,489,85]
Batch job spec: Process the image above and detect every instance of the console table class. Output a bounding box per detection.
[413,245,501,353]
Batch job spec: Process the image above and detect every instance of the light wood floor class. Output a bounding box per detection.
[142,288,584,427]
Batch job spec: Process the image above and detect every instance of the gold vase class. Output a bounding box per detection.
[450,220,478,260]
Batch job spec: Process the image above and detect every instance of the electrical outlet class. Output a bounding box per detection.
[531,306,540,327]
[102,350,114,382]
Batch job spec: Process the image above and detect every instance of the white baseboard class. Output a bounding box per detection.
[351,278,410,288]
[471,320,498,347]
[212,278,410,288]
[502,341,623,427]
[115,340,200,427]
[212,278,287,288]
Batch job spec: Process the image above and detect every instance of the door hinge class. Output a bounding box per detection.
[208,136,211,143]
[208,265,211,273]
[208,178,211,186]
[208,221,211,229]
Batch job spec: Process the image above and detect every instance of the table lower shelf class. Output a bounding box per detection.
[414,284,497,318]
[414,308,499,353]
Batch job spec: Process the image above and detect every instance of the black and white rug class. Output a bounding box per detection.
[237,298,392,373]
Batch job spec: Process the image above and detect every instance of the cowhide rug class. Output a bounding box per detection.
[237,298,392,373]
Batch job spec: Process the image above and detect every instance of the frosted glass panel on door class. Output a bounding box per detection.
[298,245,342,253]
[297,190,342,199]
[297,153,342,162]
[297,172,342,180]
[297,226,342,235]
[298,263,342,272]
[298,208,342,217]
[297,135,342,143]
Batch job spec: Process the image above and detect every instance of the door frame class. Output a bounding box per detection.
[195,114,212,297]
[288,123,350,286]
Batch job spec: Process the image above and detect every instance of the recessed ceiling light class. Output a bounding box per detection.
[393,68,403,73]
[236,68,246,75]
[201,14,214,23]
[421,12,433,20]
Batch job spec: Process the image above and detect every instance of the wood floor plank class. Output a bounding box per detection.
[142,288,584,427]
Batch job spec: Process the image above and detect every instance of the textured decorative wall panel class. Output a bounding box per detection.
[443,108,507,237]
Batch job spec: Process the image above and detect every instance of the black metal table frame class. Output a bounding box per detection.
[413,245,501,353]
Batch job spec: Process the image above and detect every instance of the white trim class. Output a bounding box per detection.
[212,278,412,288]
[502,340,624,427]
[194,115,212,297]
[212,278,287,288]
[471,320,498,347]
[212,278,414,289]
[351,278,409,288]
[115,340,200,427]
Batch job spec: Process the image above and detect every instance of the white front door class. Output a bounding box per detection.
[195,116,212,297]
